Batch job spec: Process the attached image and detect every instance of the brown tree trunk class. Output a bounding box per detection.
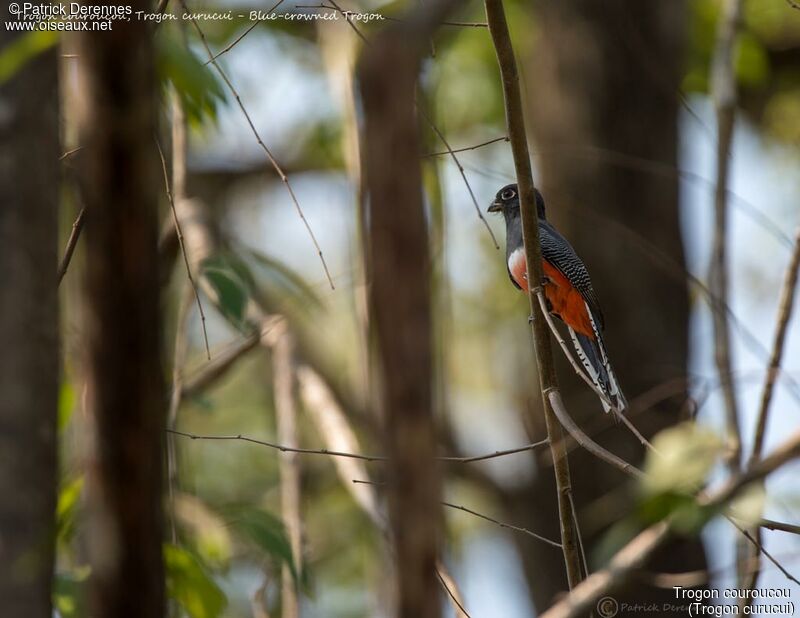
[76,11,166,617]
[512,0,708,612]
[0,13,59,617]
[358,9,451,616]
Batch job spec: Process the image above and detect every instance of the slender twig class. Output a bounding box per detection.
[757,518,800,536]
[180,0,335,289]
[182,333,260,398]
[417,104,499,248]
[728,519,800,586]
[422,135,508,158]
[166,284,194,544]
[266,324,302,618]
[786,0,800,10]
[57,207,85,286]
[749,227,800,463]
[442,500,562,548]
[710,0,743,477]
[435,568,472,618]
[204,0,287,64]
[155,136,211,360]
[59,146,83,161]
[169,428,548,464]
[546,389,644,480]
[484,0,584,590]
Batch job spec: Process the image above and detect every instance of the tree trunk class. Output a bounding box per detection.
[358,17,444,618]
[513,0,708,611]
[0,13,59,617]
[76,12,166,617]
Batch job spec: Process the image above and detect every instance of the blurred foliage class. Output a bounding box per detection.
[0,30,58,85]
[156,30,227,125]
[165,544,227,618]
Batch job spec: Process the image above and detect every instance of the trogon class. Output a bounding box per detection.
[488,183,627,413]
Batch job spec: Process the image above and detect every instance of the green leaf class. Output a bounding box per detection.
[0,31,58,85]
[173,493,233,569]
[642,422,722,496]
[53,566,90,618]
[164,544,227,618]
[201,254,253,331]
[242,246,323,314]
[58,382,76,432]
[226,506,299,584]
[56,476,84,545]
[156,32,226,125]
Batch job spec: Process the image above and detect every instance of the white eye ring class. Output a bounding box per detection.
[501,189,516,200]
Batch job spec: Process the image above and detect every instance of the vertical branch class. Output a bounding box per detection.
[357,2,456,614]
[267,322,303,618]
[749,228,800,463]
[483,0,584,589]
[76,5,166,615]
[710,0,743,474]
[0,13,58,616]
[710,0,746,596]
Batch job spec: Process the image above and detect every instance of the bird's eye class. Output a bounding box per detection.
[501,188,516,200]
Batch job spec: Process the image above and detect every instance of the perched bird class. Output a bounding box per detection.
[488,183,626,413]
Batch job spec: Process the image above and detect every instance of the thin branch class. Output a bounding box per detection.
[204,0,287,64]
[57,207,85,286]
[757,518,800,536]
[710,0,743,476]
[435,567,472,618]
[181,333,260,398]
[169,428,550,464]
[180,0,335,289]
[441,500,562,548]
[749,227,800,463]
[417,105,500,248]
[266,324,303,618]
[728,519,800,586]
[786,0,800,10]
[422,135,508,158]
[167,284,194,544]
[546,389,645,480]
[59,146,83,161]
[155,136,211,360]
[484,0,584,590]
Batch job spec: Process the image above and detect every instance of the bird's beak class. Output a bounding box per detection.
[488,200,502,213]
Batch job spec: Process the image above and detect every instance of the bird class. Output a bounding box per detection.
[488,183,627,413]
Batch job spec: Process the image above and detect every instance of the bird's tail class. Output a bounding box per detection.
[568,325,626,414]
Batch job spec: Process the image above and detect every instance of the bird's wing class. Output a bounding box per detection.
[539,221,605,330]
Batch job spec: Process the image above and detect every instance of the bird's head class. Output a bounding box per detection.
[488,183,546,220]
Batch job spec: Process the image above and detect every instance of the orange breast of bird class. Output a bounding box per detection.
[509,253,595,339]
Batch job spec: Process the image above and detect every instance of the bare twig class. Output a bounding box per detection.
[265,323,302,618]
[167,284,194,544]
[435,567,472,618]
[710,0,743,476]
[59,146,83,161]
[180,0,335,289]
[57,207,85,286]
[181,333,260,398]
[169,428,546,464]
[786,0,800,10]
[422,135,509,158]
[417,105,499,249]
[749,227,800,463]
[484,0,584,589]
[155,136,211,360]
[204,0,287,64]
[546,389,644,480]
[442,500,562,548]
